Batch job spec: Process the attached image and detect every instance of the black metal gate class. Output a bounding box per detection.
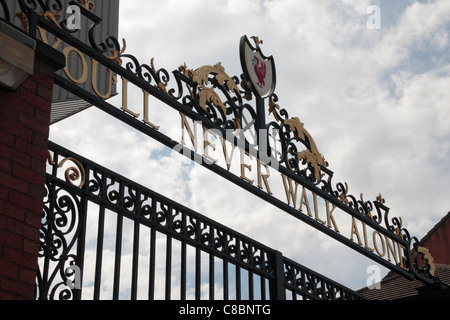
[38,142,364,300]
[1,0,440,301]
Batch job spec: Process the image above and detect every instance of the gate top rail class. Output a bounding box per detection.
[2,0,438,286]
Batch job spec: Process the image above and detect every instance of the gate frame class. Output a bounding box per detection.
[0,0,444,300]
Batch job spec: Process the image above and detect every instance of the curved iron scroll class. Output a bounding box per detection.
[37,179,82,300]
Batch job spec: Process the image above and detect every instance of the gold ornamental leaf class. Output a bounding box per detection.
[296,150,322,181]
[198,87,227,115]
[284,117,306,140]
[191,63,239,94]
[192,65,217,86]
[417,247,436,276]
[216,73,240,94]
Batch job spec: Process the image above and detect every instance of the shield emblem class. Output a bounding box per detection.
[240,35,276,99]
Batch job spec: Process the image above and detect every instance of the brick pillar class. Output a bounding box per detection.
[0,37,65,299]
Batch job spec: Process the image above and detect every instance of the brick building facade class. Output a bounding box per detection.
[0,33,64,299]
[359,212,450,300]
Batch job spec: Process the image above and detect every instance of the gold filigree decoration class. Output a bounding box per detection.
[250,36,263,48]
[417,247,436,276]
[240,77,253,101]
[108,38,127,65]
[16,10,61,32]
[376,193,385,204]
[77,0,95,11]
[41,10,61,27]
[15,12,30,32]
[47,152,86,188]
[283,117,328,180]
[268,95,282,121]
[151,58,169,94]
[179,62,240,115]
[339,182,349,205]
[390,216,403,239]
[233,118,242,131]
[360,193,373,219]
[269,96,328,180]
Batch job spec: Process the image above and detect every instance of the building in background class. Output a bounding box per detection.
[358,212,450,299]
[4,0,119,124]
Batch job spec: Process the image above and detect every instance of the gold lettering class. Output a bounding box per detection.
[312,193,325,223]
[91,58,116,100]
[257,160,272,195]
[299,187,312,217]
[385,235,398,264]
[142,90,160,130]
[37,26,63,50]
[121,77,140,118]
[373,231,386,257]
[240,149,254,184]
[350,217,363,245]
[203,127,218,164]
[179,113,198,151]
[62,46,88,84]
[325,200,340,233]
[398,244,409,271]
[281,174,298,208]
[220,136,236,171]
[362,222,375,252]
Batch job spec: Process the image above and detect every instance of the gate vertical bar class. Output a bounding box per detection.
[180,240,187,300]
[209,254,214,300]
[249,270,254,300]
[148,227,156,300]
[262,277,268,300]
[235,240,241,300]
[165,235,172,300]
[112,213,123,299]
[223,260,229,300]
[74,183,89,301]
[271,251,286,300]
[236,266,241,300]
[131,219,140,300]
[93,205,106,300]
[195,247,201,300]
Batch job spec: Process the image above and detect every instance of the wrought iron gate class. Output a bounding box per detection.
[1,0,440,301]
[37,142,364,300]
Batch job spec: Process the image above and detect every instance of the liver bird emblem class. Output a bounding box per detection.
[252,56,266,88]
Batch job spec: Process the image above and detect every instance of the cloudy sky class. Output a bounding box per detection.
[48,0,450,297]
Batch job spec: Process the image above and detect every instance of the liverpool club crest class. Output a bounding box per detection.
[240,35,276,99]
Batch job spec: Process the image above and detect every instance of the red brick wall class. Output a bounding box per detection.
[422,214,450,265]
[0,45,63,299]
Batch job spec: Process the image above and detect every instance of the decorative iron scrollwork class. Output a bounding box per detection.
[283,258,360,300]
[47,152,86,188]
[267,94,328,181]
[0,0,11,22]
[37,180,82,300]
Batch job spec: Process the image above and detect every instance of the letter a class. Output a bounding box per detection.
[366,5,381,30]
